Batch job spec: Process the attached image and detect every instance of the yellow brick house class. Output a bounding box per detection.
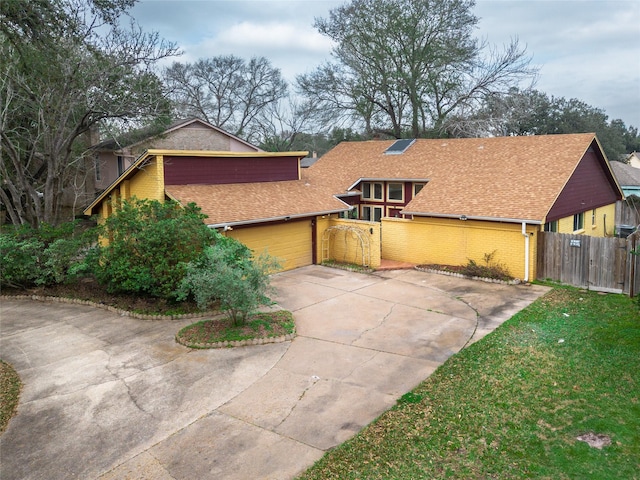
[303,133,624,281]
[83,149,350,271]
[84,133,623,281]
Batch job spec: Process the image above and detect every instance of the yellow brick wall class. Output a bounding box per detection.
[551,203,616,237]
[318,218,381,268]
[314,215,333,264]
[382,217,537,281]
[128,155,165,202]
[226,220,313,271]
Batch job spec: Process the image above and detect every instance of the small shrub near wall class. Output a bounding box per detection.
[176,234,281,325]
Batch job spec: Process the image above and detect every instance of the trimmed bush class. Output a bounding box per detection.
[0,221,97,288]
[93,198,215,299]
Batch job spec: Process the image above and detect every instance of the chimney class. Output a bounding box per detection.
[87,124,100,146]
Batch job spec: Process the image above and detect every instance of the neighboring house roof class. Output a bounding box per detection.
[627,152,640,168]
[92,118,261,152]
[610,160,640,186]
[305,133,622,224]
[300,157,319,168]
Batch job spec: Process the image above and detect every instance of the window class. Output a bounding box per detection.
[362,183,371,199]
[373,183,383,200]
[573,212,584,231]
[544,221,557,232]
[361,182,383,200]
[361,205,383,222]
[413,183,425,196]
[591,209,597,226]
[388,207,403,218]
[94,155,101,181]
[388,183,403,201]
[117,156,125,176]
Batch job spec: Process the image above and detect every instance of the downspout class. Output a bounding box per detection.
[522,222,530,283]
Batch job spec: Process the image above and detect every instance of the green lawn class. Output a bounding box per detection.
[298,287,640,479]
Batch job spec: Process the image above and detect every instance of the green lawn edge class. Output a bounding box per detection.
[0,360,22,435]
[297,286,640,480]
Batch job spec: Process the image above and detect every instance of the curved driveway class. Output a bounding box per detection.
[0,266,548,479]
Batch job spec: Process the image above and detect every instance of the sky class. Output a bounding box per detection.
[130,0,640,128]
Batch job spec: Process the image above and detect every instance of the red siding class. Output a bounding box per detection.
[163,156,299,185]
[546,145,622,222]
[351,180,414,219]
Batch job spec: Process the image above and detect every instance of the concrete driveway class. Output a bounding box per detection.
[0,266,549,479]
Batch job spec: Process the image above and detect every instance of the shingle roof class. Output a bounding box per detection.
[92,118,260,152]
[610,161,640,186]
[305,133,611,223]
[165,181,349,227]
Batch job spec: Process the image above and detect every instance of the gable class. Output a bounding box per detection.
[130,120,260,154]
[546,143,622,222]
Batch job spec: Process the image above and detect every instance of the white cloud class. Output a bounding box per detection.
[134,0,640,127]
[476,0,640,126]
[219,21,333,54]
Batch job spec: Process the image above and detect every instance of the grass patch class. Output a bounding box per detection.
[297,287,640,479]
[176,310,295,347]
[0,360,21,434]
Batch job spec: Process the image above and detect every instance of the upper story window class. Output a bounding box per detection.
[362,182,383,200]
[117,156,125,176]
[387,183,404,202]
[413,183,425,196]
[94,155,101,181]
[544,221,558,232]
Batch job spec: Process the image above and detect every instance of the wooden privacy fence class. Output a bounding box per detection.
[615,199,640,228]
[537,231,640,296]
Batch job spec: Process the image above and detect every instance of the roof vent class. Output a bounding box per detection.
[385,139,415,155]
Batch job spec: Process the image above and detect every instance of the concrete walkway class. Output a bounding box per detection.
[0,266,549,479]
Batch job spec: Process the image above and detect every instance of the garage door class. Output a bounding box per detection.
[227,219,313,271]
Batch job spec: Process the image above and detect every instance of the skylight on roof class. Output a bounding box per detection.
[385,139,415,155]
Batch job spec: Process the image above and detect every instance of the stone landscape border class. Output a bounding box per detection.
[0,294,218,320]
[414,266,522,285]
[175,331,296,349]
[2,294,297,349]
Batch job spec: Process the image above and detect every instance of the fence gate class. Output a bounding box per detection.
[537,231,640,296]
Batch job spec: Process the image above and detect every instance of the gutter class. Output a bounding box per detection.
[402,211,542,225]
[347,177,431,191]
[208,208,350,230]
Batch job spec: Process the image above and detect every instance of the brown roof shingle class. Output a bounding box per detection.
[166,181,348,226]
[305,133,606,222]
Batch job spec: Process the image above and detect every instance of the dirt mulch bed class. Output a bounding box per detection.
[176,310,296,348]
[1,277,204,317]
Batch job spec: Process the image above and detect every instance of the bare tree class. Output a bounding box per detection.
[297,0,537,138]
[164,55,288,143]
